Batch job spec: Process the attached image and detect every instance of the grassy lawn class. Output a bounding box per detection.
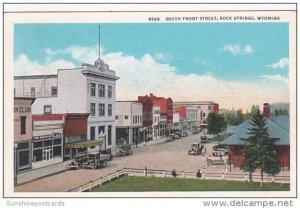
[210,133,228,142]
[91,176,289,192]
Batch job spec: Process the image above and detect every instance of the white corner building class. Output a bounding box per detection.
[14,59,119,151]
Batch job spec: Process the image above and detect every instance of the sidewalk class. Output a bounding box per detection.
[16,161,69,185]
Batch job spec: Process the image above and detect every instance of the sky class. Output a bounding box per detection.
[14,23,289,111]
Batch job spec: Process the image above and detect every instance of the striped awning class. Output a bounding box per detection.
[65,140,103,149]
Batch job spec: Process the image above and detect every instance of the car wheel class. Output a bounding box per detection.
[210,160,214,165]
[92,165,96,170]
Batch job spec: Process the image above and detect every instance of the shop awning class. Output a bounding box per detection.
[65,140,103,149]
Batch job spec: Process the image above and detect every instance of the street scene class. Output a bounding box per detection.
[11,21,291,193]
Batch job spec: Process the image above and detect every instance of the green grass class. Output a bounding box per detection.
[91,176,289,192]
[210,133,228,142]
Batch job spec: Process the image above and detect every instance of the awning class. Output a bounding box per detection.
[65,140,103,149]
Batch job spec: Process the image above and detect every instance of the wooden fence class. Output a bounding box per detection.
[68,167,290,192]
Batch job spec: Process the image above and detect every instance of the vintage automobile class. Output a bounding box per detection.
[200,135,209,143]
[66,153,89,171]
[114,144,132,157]
[212,143,229,154]
[188,142,204,155]
[207,151,227,165]
[99,148,113,161]
[82,152,110,169]
[182,130,188,137]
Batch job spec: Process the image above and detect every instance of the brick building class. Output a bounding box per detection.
[221,103,290,170]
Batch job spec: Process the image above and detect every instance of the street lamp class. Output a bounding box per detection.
[14,143,18,186]
[143,127,146,146]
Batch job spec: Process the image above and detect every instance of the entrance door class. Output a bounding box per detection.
[18,150,30,171]
[43,147,53,161]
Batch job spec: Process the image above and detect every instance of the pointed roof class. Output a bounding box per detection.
[221,115,289,146]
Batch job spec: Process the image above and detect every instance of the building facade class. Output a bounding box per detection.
[14,59,119,151]
[32,114,64,169]
[173,101,219,126]
[115,101,143,145]
[14,97,35,174]
[152,105,161,139]
[138,95,153,140]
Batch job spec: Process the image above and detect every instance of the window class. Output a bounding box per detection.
[125,115,128,119]
[108,125,112,146]
[91,83,96,96]
[115,115,118,120]
[98,126,105,135]
[108,86,113,98]
[30,87,35,97]
[44,105,52,114]
[203,113,206,117]
[53,146,61,157]
[108,104,112,116]
[90,103,95,116]
[51,86,58,96]
[208,106,212,110]
[14,88,16,97]
[20,116,26,135]
[98,103,105,116]
[90,127,95,140]
[98,84,105,97]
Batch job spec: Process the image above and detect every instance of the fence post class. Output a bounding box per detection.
[124,167,127,175]
[272,176,275,183]
[99,177,102,186]
[117,170,119,179]
[109,173,111,182]
[244,173,248,182]
[222,172,225,180]
[202,171,205,179]
[163,170,165,178]
[89,181,92,191]
[79,185,82,192]
[182,171,185,178]
[144,166,147,177]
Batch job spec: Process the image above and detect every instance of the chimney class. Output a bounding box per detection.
[263,103,270,118]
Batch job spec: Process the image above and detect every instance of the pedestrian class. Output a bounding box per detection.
[172,169,177,177]
[196,169,202,178]
[204,147,206,154]
[135,139,138,148]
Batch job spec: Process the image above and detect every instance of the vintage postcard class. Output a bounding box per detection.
[3,3,297,201]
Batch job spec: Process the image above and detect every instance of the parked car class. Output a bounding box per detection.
[66,153,89,171]
[182,131,188,137]
[207,151,227,165]
[99,148,113,161]
[200,135,209,143]
[82,152,110,169]
[114,144,132,157]
[188,142,204,155]
[213,143,229,154]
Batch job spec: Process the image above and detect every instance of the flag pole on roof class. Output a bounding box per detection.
[99,25,101,60]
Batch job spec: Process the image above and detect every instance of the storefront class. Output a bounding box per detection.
[32,133,63,169]
[64,139,103,158]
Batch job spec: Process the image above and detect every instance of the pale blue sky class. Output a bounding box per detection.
[14,23,288,81]
[14,23,289,110]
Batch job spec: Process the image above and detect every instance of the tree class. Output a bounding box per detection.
[242,109,280,186]
[207,112,227,135]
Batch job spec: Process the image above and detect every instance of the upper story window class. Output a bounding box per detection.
[98,103,105,116]
[90,83,96,97]
[208,106,212,110]
[44,105,52,114]
[125,115,129,120]
[108,86,113,98]
[51,86,58,97]
[108,104,112,116]
[90,103,96,116]
[20,116,26,135]
[98,84,105,98]
[30,87,35,97]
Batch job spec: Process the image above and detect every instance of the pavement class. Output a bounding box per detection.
[14,132,290,192]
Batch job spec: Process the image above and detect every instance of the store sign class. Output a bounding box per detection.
[14,106,31,113]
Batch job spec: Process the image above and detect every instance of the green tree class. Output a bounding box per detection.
[207,112,227,135]
[242,109,280,186]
